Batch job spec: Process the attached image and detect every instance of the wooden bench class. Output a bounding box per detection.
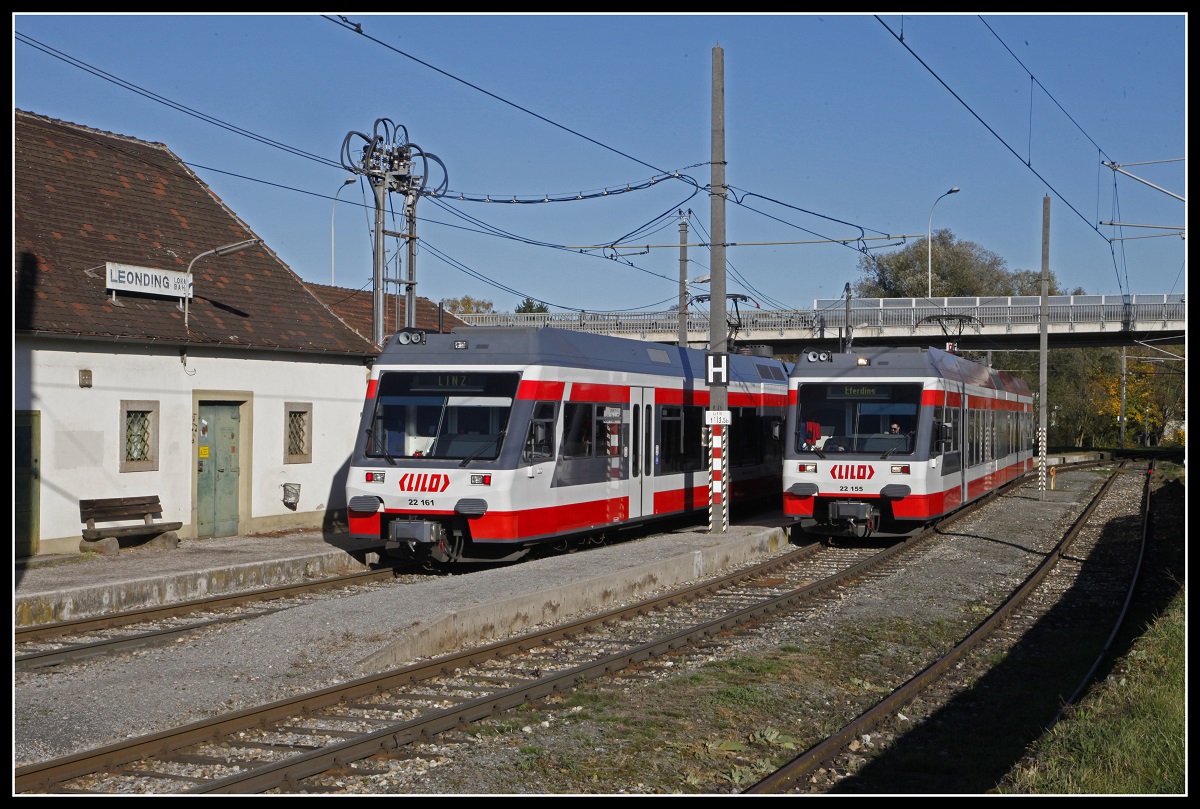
[79,495,183,546]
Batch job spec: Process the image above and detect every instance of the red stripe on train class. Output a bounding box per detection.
[517,380,566,400]
[569,382,630,402]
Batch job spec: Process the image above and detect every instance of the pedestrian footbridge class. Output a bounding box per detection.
[458,293,1184,354]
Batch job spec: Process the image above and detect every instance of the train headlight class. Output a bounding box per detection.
[365,471,386,483]
[798,462,817,474]
[890,464,910,474]
[470,474,492,486]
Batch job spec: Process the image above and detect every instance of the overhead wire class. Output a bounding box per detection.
[16,27,706,311]
[321,14,935,309]
[15,32,340,169]
[978,15,1136,297]
[324,15,676,180]
[877,15,1183,301]
[875,16,1106,245]
[688,215,793,311]
[419,197,700,311]
[17,23,926,312]
[19,20,1177,315]
[419,238,681,314]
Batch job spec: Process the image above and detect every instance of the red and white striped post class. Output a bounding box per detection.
[709,422,728,533]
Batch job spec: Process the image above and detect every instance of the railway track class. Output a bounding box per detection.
[746,460,1155,793]
[16,523,955,787]
[14,506,763,672]
[16,460,1161,794]
[15,567,416,671]
[16,465,1064,795]
[13,509,766,671]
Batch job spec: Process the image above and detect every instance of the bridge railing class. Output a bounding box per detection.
[458,294,1184,336]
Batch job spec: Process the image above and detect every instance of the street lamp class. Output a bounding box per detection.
[927,187,960,299]
[331,177,356,286]
[184,238,261,329]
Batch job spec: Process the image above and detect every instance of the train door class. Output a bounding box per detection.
[935,386,966,513]
[627,387,653,519]
[197,402,241,538]
[954,395,969,508]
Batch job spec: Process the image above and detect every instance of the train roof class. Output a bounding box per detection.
[791,345,1031,397]
[374,326,790,386]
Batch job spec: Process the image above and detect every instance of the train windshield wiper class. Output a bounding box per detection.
[365,426,397,466]
[459,429,506,467]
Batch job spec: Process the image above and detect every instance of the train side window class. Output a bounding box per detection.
[658,406,681,473]
[969,410,980,466]
[932,405,961,455]
[523,401,557,463]
[659,405,705,474]
[729,407,761,467]
[562,402,592,458]
[592,410,611,455]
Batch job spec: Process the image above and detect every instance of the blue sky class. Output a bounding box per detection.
[14,13,1187,314]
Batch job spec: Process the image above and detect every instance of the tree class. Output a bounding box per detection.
[515,298,549,314]
[977,347,1117,448]
[977,343,1185,450]
[853,229,1075,299]
[853,231,1182,451]
[1119,346,1186,447]
[441,296,494,315]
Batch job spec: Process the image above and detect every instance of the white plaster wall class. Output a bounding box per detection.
[15,337,371,548]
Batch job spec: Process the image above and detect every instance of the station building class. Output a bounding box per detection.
[14,109,464,557]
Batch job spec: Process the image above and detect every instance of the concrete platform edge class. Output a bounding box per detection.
[14,549,372,627]
[358,527,790,671]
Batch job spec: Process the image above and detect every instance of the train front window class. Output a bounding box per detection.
[795,382,922,455]
[367,372,519,461]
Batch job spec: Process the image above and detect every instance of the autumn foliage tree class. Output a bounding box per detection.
[441,295,494,315]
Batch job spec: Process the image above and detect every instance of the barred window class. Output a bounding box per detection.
[284,402,313,464]
[126,411,151,460]
[119,400,160,472]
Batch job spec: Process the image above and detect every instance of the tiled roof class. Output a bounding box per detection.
[14,109,397,356]
[304,281,468,342]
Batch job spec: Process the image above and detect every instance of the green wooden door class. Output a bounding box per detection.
[197,403,241,538]
[16,411,40,557]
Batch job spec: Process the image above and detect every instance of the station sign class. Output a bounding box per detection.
[106,262,193,299]
[705,352,728,386]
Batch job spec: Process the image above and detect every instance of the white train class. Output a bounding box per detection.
[782,346,1035,539]
[346,327,790,563]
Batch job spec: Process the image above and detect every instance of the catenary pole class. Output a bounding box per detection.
[708,45,729,533]
[1038,196,1050,499]
[678,214,689,347]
